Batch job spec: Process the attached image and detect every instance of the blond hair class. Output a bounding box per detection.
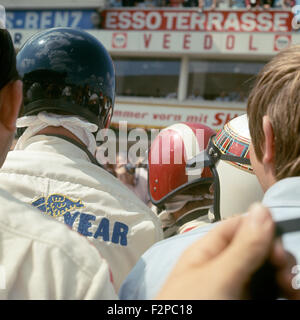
[247,44,300,180]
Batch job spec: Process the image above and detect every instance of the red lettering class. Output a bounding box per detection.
[132,11,145,29]
[213,112,240,126]
[249,35,257,51]
[113,110,122,117]
[105,12,118,29]
[204,34,212,50]
[144,33,152,48]
[183,34,191,50]
[212,113,224,126]
[102,9,294,32]
[163,33,171,49]
[224,113,239,124]
[133,112,149,119]
[226,35,235,50]
[186,115,201,123]
[118,11,131,29]
[153,113,181,121]
[123,111,134,118]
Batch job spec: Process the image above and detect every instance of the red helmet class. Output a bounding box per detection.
[148,122,215,206]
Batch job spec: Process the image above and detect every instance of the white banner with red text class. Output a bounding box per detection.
[9,29,297,56]
[111,100,246,130]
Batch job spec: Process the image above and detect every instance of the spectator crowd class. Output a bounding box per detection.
[108,0,296,9]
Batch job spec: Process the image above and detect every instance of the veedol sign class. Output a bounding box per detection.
[108,31,293,54]
[10,29,295,56]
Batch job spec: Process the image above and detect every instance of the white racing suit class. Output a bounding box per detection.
[0,187,117,299]
[0,135,163,291]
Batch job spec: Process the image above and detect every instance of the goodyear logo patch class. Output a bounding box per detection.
[32,194,84,217]
[31,193,129,246]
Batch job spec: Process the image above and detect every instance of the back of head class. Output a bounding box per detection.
[0,13,23,166]
[16,27,115,131]
[215,159,263,219]
[0,28,18,91]
[247,44,300,181]
[209,114,263,220]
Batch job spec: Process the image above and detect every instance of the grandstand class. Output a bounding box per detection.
[4,0,298,130]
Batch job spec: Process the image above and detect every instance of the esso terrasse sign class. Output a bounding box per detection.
[102,9,293,33]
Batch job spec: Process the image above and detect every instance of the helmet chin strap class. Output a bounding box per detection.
[176,205,212,224]
[159,200,212,238]
[163,194,212,214]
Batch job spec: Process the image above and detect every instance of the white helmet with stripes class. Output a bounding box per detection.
[187,114,263,221]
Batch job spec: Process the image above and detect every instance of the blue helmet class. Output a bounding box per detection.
[17,27,115,130]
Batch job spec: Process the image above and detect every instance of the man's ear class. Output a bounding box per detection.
[262,115,275,166]
[0,80,23,132]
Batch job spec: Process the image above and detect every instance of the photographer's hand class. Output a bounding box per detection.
[156,203,300,300]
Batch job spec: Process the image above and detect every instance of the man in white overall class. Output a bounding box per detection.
[0,15,117,300]
[0,27,163,292]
